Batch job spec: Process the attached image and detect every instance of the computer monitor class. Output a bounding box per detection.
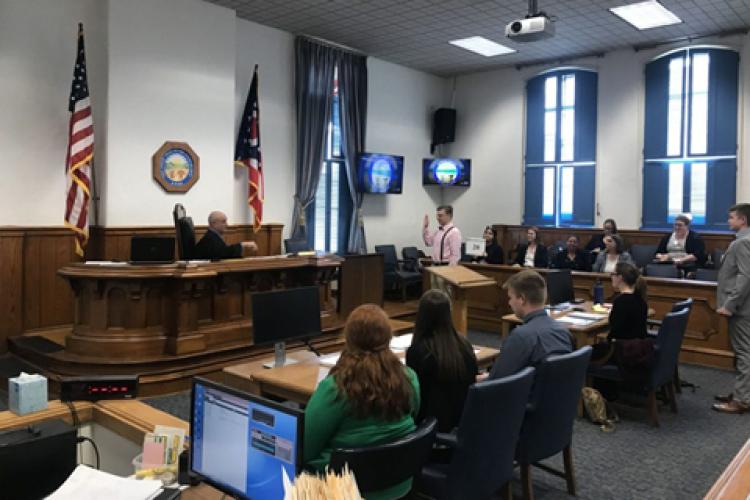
[546,269,575,306]
[251,286,322,366]
[190,377,303,500]
[130,236,175,263]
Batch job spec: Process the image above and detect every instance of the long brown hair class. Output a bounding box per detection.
[614,262,648,301]
[412,290,474,380]
[330,304,413,421]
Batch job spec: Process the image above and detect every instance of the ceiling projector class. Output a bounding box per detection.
[505,0,555,42]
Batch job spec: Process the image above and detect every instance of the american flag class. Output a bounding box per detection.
[235,65,264,232]
[64,23,94,257]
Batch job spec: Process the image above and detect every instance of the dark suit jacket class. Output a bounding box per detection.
[514,243,549,268]
[471,242,504,264]
[585,234,607,253]
[194,229,243,260]
[552,249,590,271]
[656,230,706,268]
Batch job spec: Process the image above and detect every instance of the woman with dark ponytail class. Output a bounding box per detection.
[607,262,648,341]
[407,290,478,432]
[304,304,420,500]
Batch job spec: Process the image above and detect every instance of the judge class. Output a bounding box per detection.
[194,211,257,260]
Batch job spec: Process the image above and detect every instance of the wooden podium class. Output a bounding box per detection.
[425,265,496,335]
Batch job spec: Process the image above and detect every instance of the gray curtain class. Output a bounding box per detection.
[291,38,336,240]
[338,52,368,254]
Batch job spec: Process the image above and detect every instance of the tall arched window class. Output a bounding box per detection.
[642,47,738,230]
[524,68,598,227]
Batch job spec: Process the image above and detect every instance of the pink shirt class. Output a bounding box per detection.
[423,223,462,265]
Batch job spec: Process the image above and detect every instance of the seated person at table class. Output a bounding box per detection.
[194,211,257,260]
[607,263,648,341]
[470,226,504,264]
[304,304,420,500]
[513,226,549,268]
[553,235,590,271]
[585,218,619,256]
[592,234,634,273]
[407,290,478,432]
[654,214,706,275]
[488,270,573,379]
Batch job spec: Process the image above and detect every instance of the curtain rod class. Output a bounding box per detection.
[297,34,366,56]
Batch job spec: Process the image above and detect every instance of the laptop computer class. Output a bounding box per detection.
[130,236,175,264]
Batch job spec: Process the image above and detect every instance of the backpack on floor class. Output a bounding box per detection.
[581,387,617,432]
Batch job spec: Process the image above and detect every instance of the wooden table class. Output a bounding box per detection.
[501,302,611,347]
[223,341,500,405]
[704,436,750,499]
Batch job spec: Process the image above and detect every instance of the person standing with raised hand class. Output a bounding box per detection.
[422,205,462,266]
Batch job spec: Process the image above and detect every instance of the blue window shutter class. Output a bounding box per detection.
[574,71,597,162]
[705,159,736,229]
[642,163,669,228]
[570,165,595,226]
[644,56,670,159]
[525,76,546,164]
[706,49,739,156]
[524,167,545,225]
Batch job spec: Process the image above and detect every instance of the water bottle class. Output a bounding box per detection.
[593,279,604,305]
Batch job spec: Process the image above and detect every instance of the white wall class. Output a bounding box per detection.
[104,0,236,227]
[364,58,450,251]
[450,34,750,232]
[0,0,106,226]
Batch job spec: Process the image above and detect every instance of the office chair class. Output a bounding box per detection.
[695,268,718,282]
[629,244,658,270]
[416,367,536,500]
[172,204,196,260]
[284,238,311,254]
[647,298,694,393]
[329,417,437,496]
[516,346,592,500]
[589,309,690,426]
[645,263,682,279]
[375,244,422,301]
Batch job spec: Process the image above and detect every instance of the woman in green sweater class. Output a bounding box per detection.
[304,304,420,500]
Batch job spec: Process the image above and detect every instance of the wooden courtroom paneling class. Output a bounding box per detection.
[0,224,283,354]
[338,253,385,318]
[493,224,734,263]
[464,263,733,369]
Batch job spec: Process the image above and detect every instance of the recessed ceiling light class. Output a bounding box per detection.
[610,0,682,30]
[448,36,516,57]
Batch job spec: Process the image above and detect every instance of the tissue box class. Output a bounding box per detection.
[9,372,48,415]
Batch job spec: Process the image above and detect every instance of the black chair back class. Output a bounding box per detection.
[172,204,196,260]
[445,367,536,500]
[329,417,437,494]
[711,248,725,269]
[630,244,658,269]
[402,246,421,272]
[645,263,681,278]
[651,308,690,389]
[517,346,592,464]
[374,245,399,273]
[284,238,311,254]
[695,268,718,281]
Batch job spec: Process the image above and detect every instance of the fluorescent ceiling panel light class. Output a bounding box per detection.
[610,0,682,30]
[448,36,516,57]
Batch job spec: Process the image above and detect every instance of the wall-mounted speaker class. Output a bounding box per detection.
[432,108,456,153]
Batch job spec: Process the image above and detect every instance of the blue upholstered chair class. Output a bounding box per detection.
[375,244,422,301]
[589,308,690,426]
[417,367,536,500]
[629,244,658,270]
[516,346,592,500]
[329,417,437,497]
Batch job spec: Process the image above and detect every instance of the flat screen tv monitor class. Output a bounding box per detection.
[251,286,322,345]
[546,269,575,306]
[190,377,303,500]
[422,158,471,187]
[358,152,404,194]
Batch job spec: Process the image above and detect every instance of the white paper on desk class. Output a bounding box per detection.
[46,464,162,500]
[556,316,595,326]
[316,367,330,385]
[567,312,607,320]
[389,333,413,351]
[319,353,341,367]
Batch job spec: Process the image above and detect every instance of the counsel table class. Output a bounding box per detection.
[223,341,500,405]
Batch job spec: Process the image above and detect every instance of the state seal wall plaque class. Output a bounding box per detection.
[152,141,200,193]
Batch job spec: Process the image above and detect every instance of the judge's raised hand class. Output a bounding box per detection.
[423,214,429,229]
